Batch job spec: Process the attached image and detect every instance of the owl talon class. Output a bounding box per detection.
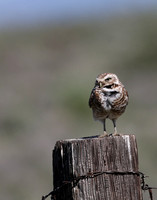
[112,132,121,136]
[99,131,108,138]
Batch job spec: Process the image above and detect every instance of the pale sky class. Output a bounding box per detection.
[0,0,156,29]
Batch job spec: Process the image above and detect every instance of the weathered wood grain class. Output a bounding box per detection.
[53,135,143,200]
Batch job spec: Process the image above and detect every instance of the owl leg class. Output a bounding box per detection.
[99,119,108,137]
[112,119,120,136]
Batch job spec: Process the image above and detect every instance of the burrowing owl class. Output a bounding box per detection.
[89,73,129,137]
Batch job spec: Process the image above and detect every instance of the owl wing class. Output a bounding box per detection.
[108,87,129,111]
[89,88,102,108]
[88,89,94,108]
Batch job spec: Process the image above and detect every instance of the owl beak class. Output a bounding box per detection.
[99,82,102,88]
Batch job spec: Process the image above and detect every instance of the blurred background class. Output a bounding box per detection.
[0,1,157,199]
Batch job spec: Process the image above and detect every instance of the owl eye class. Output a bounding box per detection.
[105,77,111,81]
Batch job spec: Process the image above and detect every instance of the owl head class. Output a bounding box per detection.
[95,73,120,89]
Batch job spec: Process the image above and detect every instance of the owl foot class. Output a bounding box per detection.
[112,132,121,136]
[99,131,109,138]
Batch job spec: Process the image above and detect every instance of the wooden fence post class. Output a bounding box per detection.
[52,135,143,200]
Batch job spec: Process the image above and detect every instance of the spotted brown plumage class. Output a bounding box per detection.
[89,73,129,137]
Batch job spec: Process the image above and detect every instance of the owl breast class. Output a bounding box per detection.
[89,85,128,121]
